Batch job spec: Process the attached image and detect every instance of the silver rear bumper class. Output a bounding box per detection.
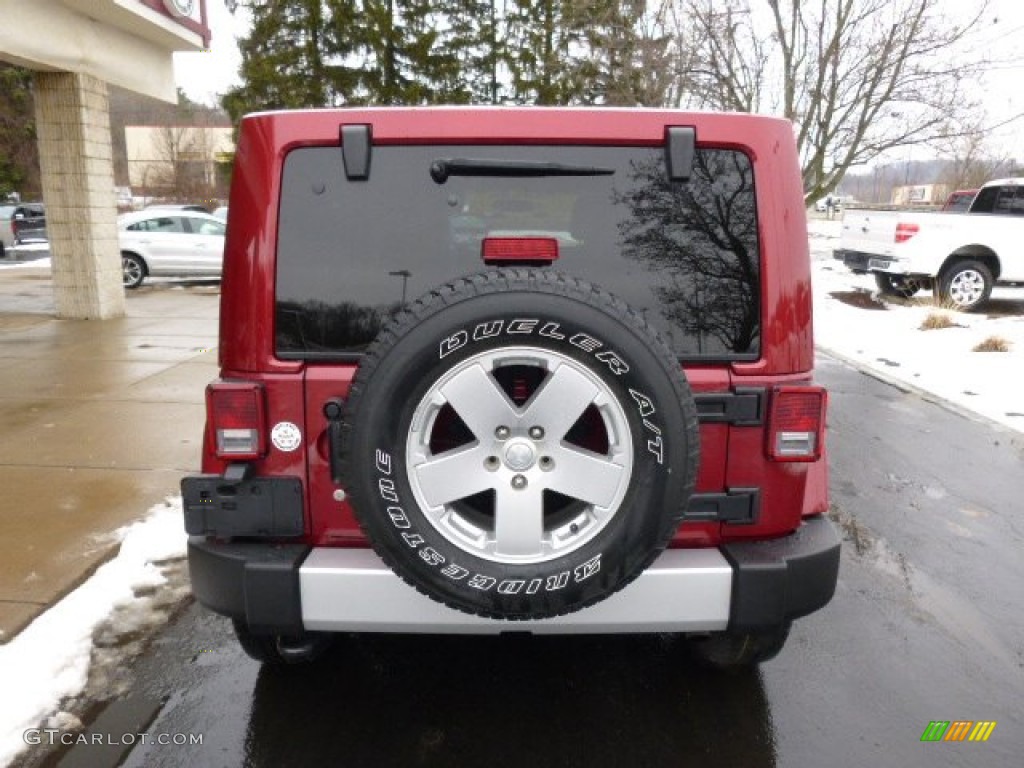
[299,547,732,634]
[187,515,839,636]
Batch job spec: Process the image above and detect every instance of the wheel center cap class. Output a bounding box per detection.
[504,440,536,471]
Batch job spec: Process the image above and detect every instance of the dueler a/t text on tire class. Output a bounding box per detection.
[340,270,699,620]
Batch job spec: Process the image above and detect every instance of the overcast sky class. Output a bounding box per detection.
[174,0,1024,155]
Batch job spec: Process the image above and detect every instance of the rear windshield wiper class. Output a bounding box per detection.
[430,158,615,184]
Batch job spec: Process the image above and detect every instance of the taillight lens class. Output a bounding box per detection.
[894,222,919,243]
[207,381,266,460]
[768,386,826,462]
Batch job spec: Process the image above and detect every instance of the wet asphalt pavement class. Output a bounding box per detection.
[31,354,1024,768]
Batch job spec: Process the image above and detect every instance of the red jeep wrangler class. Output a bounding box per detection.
[182,108,839,668]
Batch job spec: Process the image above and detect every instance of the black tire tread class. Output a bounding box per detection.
[339,268,700,620]
[936,259,993,312]
[688,623,791,669]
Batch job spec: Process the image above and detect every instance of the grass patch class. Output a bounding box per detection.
[919,312,959,330]
[973,336,1011,352]
[931,294,969,312]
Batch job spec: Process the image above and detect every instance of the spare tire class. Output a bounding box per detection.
[340,270,699,619]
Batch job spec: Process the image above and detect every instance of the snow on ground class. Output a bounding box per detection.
[810,218,1024,434]
[0,500,186,767]
[6,256,51,269]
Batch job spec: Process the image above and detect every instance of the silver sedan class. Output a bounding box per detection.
[118,210,225,288]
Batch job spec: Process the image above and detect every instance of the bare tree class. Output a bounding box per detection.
[150,122,217,203]
[936,126,1016,191]
[668,0,1010,202]
[568,0,677,106]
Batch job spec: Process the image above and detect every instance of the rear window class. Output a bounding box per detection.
[944,192,975,212]
[275,144,761,361]
[970,185,1024,215]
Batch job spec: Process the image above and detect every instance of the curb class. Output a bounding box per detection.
[816,346,1023,437]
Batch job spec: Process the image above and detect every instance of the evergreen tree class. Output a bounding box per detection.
[504,0,581,104]
[502,0,663,105]
[0,64,40,199]
[573,1,673,106]
[356,0,452,104]
[223,0,349,121]
[225,0,485,114]
[449,0,502,104]
[223,0,666,114]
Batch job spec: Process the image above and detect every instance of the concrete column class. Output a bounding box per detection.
[33,71,124,319]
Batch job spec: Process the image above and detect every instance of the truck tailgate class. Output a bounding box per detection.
[840,210,898,256]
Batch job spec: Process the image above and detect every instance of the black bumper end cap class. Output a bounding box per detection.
[187,537,309,635]
[721,515,841,632]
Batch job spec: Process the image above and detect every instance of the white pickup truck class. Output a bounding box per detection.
[834,178,1024,310]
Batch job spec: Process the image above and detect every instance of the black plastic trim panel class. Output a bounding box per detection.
[181,475,304,538]
[694,389,764,425]
[721,515,841,631]
[684,489,759,524]
[665,126,696,181]
[341,124,372,180]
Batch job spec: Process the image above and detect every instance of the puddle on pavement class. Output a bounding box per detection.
[983,297,1024,318]
[827,503,1017,670]
[828,290,888,310]
[0,314,51,332]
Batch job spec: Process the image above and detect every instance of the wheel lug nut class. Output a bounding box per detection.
[529,426,545,440]
[495,426,511,440]
[539,456,553,471]
[484,456,500,471]
[511,474,527,490]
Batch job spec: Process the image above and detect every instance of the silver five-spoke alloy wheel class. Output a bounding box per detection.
[947,268,986,308]
[122,254,144,288]
[406,347,633,564]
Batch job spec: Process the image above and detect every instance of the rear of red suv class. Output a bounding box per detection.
[182,108,838,668]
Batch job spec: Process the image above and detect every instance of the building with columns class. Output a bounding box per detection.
[0,0,211,319]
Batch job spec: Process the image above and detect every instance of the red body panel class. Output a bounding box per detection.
[209,107,822,550]
[221,108,812,375]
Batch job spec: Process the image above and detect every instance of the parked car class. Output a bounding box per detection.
[941,188,978,212]
[144,203,211,214]
[118,209,226,288]
[212,206,229,221]
[181,108,839,670]
[834,177,1024,309]
[0,202,46,258]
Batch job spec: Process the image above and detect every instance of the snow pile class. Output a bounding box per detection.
[0,500,186,767]
[8,256,52,269]
[809,218,1024,434]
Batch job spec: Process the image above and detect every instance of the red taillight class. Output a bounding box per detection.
[207,381,266,460]
[768,386,827,462]
[894,222,919,243]
[482,237,559,264]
